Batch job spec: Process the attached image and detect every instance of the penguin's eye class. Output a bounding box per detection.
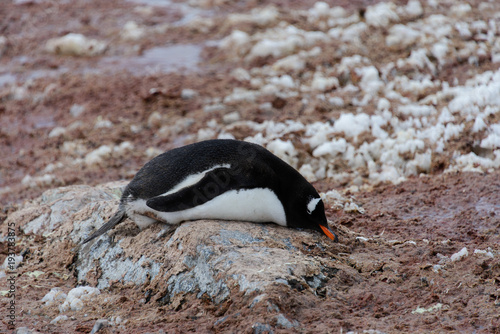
[306,197,321,214]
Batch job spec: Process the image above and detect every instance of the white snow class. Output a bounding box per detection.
[249,37,298,59]
[403,0,423,19]
[312,138,347,157]
[480,132,500,149]
[443,123,464,142]
[455,22,472,38]
[309,74,339,92]
[451,4,472,17]
[266,139,298,167]
[21,174,56,188]
[320,189,364,213]
[450,247,469,262]
[356,66,384,96]
[343,202,365,214]
[59,286,101,312]
[85,145,112,165]
[121,21,146,40]
[69,104,85,117]
[329,96,344,107]
[50,315,68,324]
[222,111,241,124]
[181,89,198,99]
[273,54,306,72]
[399,104,436,117]
[48,127,66,138]
[308,2,332,19]
[333,113,371,138]
[94,118,113,129]
[45,33,106,56]
[219,30,251,56]
[474,249,494,258]
[41,288,68,307]
[339,22,368,43]
[113,141,134,155]
[299,163,317,182]
[227,6,278,27]
[386,24,421,48]
[269,75,296,89]
[24,0,500,191]
[223,88,259,103]
[472,116,487,133]
[431,40,450,66]
[365,2,399,27]
[451,152,500,172]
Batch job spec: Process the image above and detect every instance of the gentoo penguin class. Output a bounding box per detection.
[82,139,337,244]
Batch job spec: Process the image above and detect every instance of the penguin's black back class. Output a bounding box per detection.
[123,139,316,208]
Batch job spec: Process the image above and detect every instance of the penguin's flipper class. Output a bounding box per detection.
[146,168,258,212]
[82,208,126,244]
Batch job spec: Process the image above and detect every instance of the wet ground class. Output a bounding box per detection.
[1,0,500,332]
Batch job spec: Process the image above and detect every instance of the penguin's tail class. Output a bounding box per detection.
[82,207,126,244]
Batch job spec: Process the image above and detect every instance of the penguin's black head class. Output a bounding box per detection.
[288,191,338,242]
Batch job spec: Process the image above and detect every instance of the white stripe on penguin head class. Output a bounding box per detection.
[307,197,321,214]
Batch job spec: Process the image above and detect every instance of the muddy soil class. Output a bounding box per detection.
[2,172,499,333]
[1,0,499,333]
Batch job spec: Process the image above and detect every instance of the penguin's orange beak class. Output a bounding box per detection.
[320,225,338,242]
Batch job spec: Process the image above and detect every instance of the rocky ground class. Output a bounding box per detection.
[1,0,499,333]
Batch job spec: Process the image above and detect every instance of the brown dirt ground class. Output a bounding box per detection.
[2,172,499,333]
[1,0,500,333]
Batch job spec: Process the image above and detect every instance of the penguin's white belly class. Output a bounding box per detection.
[127,188,287,228]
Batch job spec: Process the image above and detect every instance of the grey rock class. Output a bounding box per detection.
[8,183,341,306]
[249,293,267,309]
[252,322,274,334]
[90,319,109,334]
[267,302,280,313]
[166,244,230,304]
[69,104,85,117]
[275,313,299,329]
[213,315,229,326]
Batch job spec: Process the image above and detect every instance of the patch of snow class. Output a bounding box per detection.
[312,138,347,157]
[365,2,399,27]
[386,24,421,48]
[450,247,468,262]
[45,33,106,56]
[59,286,101,312]
[121,21,146,40]
[85,145,112,165]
